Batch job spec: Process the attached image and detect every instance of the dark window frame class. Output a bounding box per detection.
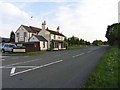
[24,32,27,37]
[43,41,45,48]
[16,33,19,37]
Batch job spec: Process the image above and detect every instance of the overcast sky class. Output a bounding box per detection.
[0,0,119,42]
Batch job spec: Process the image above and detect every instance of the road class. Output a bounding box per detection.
[1,46,109,88]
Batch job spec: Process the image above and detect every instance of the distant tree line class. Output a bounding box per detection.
[64,36,91,46]
[105,23,120,47]
[92,40,107,46]
[64,36,107,47]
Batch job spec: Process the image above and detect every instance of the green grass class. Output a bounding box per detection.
[2,51,46,56]
[68,45,89,50]
[82,47,119,88]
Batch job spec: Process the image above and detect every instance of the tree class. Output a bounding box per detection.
[75,38,79,45]
[79,39,85,45]
[66,36,91,46]
[85,41,91,45]
[103,41,108,45]
[105,23,120,46]
[92,40,103,46]
[9,31,15,42]
[64,37,68,48]
[71,36,75,45]
[68,36,80,45]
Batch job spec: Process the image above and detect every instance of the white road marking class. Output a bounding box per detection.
[87,51,92,53]
[72,53,85,58]
[0,66,37,69]
[4,58,41,67]
[0,59,5,61]
[12,57,19,60]
[10,67,16,74]
[10,60,63,76]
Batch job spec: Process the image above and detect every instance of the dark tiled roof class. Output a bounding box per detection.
[34,35,48,42]
[22,25,41,33]
[46,29,65,37]
[29,26,42,33]
[21,25,33,32]
[21,25,65,37]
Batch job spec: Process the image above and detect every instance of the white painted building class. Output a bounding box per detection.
[15,25,41,42]
[29,35,48,50]
[15,21,66,50]
[38,21,66,50]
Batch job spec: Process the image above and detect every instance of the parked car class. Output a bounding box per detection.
[1,43,17,53]
[0,43,3,52]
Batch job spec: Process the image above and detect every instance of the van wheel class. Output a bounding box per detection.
[2,49,5,53]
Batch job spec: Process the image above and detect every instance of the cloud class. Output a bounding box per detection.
[0,2,31,37]
[1,0,81,3]
[0,2,30,20]
[0,0,119,43]
[53,0,119,42]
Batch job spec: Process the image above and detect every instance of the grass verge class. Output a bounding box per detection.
[82,47,119,88]
[68,45,90,50]
[2,51,46,56]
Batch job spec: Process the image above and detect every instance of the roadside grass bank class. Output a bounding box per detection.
[68,45,90,50]
[2,51,46,56]
[82,47,119,88]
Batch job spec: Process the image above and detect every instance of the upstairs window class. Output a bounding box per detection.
[54,35,56,39]
[24,32,27,37]
[58,36,61,39]
[16,33,19,37]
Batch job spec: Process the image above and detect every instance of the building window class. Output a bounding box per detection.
[43,41,45,48]
[24,32,27,37]
[54,42,58,48]
[54,35,55,39]
[58,36,60,39]
[61,36,63,40]
[16,33,19,37]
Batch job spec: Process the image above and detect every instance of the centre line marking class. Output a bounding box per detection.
[12,57,19,60]
[72,53,85,58]
[10,60,63,77]
[87,51,92,53]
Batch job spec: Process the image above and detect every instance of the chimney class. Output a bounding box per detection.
[46,27,49,30]
[57,26,60,32]
[42,20,46,30]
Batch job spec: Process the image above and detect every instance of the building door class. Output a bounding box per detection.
[58,43,61,49]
